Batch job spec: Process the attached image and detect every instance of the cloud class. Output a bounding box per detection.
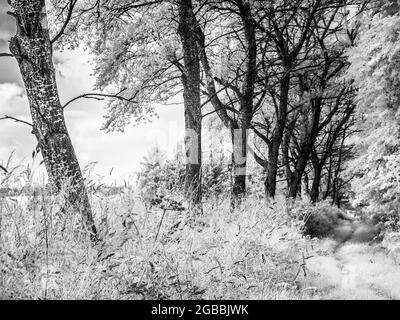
[0,82,23,101]
[0,0,15,42]
[0,82,34,169]
[0,82,29,117]
[64,102,184,184]
[0,43,185,184]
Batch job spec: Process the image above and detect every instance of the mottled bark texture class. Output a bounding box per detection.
[8,0,97,240]
[177,0,202,214]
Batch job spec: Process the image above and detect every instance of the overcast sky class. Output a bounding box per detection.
[0,0,185,184]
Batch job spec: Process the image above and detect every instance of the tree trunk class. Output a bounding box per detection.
[177,0,202,214]
[323,156,333,200]
[230,1,256,207]
[332,134,345,207]
[302,171,310,197]
[288,144,315,198]
[265,139,280,198]
[194,1,256,209]
[8,0,97,241]
[282,124,294,191]
[231,125,248,208]
[288,98,322,198]
[265,70,290,198]
[310,163,322,203]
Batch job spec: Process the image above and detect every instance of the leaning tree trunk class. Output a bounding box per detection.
[8,0,97,240]
[177,0,202,214]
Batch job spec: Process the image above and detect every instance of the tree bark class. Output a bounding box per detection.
[177,0,202,214]
[8,0,97,241]
[282,125,293,192]
[310,162,322,203]
[323,156,333,200]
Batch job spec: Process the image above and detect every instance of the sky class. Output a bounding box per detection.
[0,0,185,184]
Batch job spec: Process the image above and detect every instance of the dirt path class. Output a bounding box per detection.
[301,240,400,299]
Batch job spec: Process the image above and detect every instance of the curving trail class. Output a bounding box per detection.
[301,240,400,299]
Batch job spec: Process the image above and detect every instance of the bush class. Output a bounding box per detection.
[137,145,232,204]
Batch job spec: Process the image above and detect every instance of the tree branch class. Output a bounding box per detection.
[62,89,136,109]
[213,76,243,101]
[251,124,272,149]
[0,53,13,58]
[0,115,33,127]
[252,150,268,168]
[0,165,7,173]
[51,0,78,44]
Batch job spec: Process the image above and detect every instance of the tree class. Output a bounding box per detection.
[285,8,353,199]
[251,0,363,199]
[345,2,400,212]
[252,0,325,198]
[4,0,97,241]
[194,0,258,207]
[66,0,204,213]
[137,145,185,203]
[309,101,356,203]
[177,0,203,213]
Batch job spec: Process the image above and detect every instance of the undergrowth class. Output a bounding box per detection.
[2,158,400,300]
[0,185,315,299]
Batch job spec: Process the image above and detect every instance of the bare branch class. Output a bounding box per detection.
[63,89,136,109]
[251,125,272,149]
[213,76,243,101]
[51,0,78,44]
[0,115,33,127]
[0,53,13,58]
[252,150,268,168]
[202,106,233,119]
[0,165,7,173]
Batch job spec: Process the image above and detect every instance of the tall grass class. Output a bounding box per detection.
[0,157,318,299]
[2,157,400,300]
